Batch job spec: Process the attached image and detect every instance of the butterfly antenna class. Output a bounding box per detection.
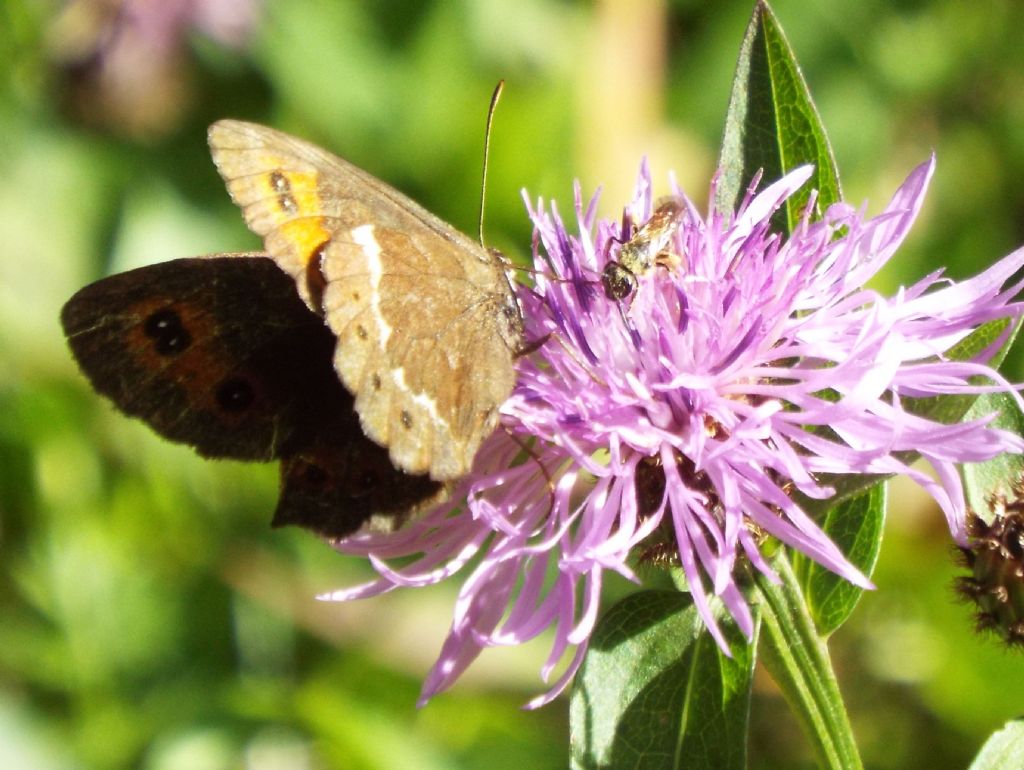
[478,79,504,249]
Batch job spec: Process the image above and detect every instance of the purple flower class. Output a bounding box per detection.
[323,157,1024,707]
[51,0,260,136]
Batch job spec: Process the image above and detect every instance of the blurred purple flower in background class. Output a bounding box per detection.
[49,0,260,137]
[326,157,1024,707]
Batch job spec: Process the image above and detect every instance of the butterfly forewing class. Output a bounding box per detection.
[208,119,522,481]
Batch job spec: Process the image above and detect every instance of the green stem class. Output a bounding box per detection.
[756,555,863,770]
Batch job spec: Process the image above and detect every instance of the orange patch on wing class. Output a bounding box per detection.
[124,298,239,414]
[277,217,333,268]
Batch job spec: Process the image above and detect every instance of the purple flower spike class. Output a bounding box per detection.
[323,157,1024,707]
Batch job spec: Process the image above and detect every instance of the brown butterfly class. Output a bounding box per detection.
[61,255,446,539]
[207,120,523,482]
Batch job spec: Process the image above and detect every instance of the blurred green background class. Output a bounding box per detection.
[3,1,1024,768]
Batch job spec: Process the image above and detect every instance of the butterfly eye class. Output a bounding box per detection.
[215,376,256,412]
[143,308,192,355]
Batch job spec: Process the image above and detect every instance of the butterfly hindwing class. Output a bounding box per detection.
[61,255,444,538]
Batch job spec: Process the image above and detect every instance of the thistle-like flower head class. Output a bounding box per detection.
[326,157,1024,707]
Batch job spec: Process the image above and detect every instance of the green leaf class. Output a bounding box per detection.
[716,0,841,230]
[969,720,1024,770]
[570,590,756,770]
[757,557,863,770]
[962,392,1024,517]
[792,483,886,637]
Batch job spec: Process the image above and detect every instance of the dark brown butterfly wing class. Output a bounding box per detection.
[61,255,444,538]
